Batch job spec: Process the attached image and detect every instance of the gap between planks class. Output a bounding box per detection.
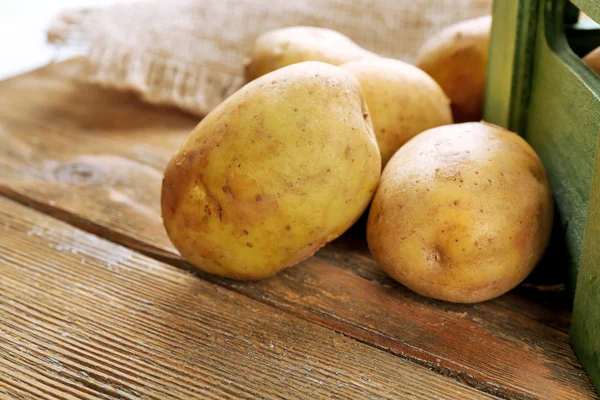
[0,196,499,400]
[0,190,583,400]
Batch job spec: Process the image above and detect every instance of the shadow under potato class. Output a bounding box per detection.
[525,200,571,288]
[338,200,569,289]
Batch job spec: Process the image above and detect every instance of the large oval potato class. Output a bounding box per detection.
[245,26,378,82]
[416,16,491,123]
[367,122,553,303]
[163,61,381,280]
[341,58,453,167]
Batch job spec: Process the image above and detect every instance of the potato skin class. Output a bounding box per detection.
[245,26,378,82]
[341,58,453,167]
[162,61,381,280]
[583,46,600,75]
[416,16,491,123]
[367,122,553,303]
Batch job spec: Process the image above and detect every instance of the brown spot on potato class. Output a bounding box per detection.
[428,245,445,265]
[243,229,249,235]
[529,165,545,183]
[246,243,253,248]
[255,194,262,202]
[363,113,369,119]
[285,225,291,231]
[453,200,460,206]
[216,203,223,221]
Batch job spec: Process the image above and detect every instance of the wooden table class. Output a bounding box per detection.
[0,60,597,400]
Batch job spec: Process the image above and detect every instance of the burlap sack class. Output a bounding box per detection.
[48,0,491,116]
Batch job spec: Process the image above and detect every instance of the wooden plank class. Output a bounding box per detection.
[571,0,600,24]
[485,0,600,395]
[484,0,539,134]
[0,60,597,399]
[571,92,600,397]
[0,197,497,400]
[525,0,600,293]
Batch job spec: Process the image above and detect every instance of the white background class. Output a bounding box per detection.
[0,0,127,80]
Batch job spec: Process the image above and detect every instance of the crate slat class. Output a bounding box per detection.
[486,0,600,395]
[526,0,600,293]
[571,0,600,24]
[485,0,539,135]
[572,134,600,396]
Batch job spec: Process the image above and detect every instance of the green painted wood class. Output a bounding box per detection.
[486,0,600,393]
[526,0,600,294]
[484,0,539,133]
[484,0,600,392]
[571,0,600,24]
[572,129,600,396]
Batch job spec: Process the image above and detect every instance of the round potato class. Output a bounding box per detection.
[583,46,600,75]
[245,26,378,82]
[367,122,553,303]
[416,16,491,123]
[162,61,381,280]
[341,58,453,167]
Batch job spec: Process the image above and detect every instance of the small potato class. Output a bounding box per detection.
[583,46,600,75]
[341,58,453,167]
[416,16,491,123]
[245,26,378,82]
[367,122,553,303]
[162,61,381,280]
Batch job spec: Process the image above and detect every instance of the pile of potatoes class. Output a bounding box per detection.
[162,18,554,303]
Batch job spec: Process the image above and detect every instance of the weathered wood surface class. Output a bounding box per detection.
[0,60,597,399]
[0,197,501,399]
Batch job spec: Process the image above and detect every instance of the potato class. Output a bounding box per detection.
[245,26,378,82]
[367,122,553,303]
[416,16,491,123]
[583,46,600,75]
[341,58,453,167]
[162,61,381,280]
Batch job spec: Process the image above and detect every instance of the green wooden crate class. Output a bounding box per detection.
[485,0,600,394]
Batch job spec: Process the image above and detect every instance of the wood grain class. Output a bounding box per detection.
[0,60,597,399]
[0,197,498,400]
